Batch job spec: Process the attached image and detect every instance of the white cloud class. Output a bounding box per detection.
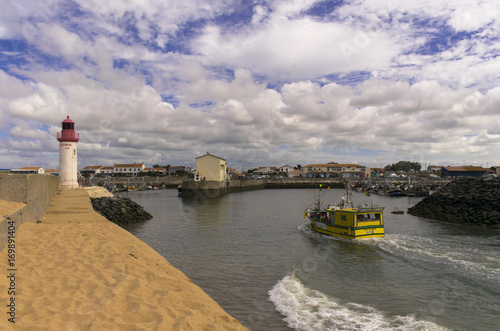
[192,17,401,80]
[0,70,34,98]
[448,3,499,32]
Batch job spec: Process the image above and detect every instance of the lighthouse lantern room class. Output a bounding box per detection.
[57,116,80,188]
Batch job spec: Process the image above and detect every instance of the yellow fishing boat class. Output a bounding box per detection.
[304,187,385,239]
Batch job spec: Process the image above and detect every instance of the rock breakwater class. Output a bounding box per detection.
[90,196,153,225]
[408,177,500,228]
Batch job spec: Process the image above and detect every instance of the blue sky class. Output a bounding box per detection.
[1,0,500,170]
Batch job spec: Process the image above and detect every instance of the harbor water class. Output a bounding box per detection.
[121,188,500,331]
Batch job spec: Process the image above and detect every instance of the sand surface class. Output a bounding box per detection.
[0,199,26,216]
[0,188,248,330]
[84,186,114,198]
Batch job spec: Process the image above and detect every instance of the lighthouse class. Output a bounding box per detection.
[57,116,80,188]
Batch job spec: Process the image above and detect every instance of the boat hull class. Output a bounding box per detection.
[385,189,402,196]
[310,220,385,239]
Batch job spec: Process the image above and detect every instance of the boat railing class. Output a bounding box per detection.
[356,206,384,213]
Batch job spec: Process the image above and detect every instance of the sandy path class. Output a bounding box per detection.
[0,199,26,216]
[0,188,248,330]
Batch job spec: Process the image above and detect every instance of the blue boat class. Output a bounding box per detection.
[385,188,402,196]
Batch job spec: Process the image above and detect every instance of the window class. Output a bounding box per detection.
[357,214,371,221]
[340,215,347,221]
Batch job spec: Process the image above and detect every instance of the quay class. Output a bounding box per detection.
[181,176,448,199]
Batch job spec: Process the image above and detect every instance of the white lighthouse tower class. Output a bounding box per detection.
[57,116,80,188]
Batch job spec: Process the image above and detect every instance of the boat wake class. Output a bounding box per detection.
[374,234,500,282]
[269,272,449,331]
[299,222,500,283]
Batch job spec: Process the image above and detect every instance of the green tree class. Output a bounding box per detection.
[384,161,421,171]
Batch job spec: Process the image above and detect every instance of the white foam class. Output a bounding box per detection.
[269,272,449,331]
[375,234,500,281]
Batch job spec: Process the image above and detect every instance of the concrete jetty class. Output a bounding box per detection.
[0,177,247,329]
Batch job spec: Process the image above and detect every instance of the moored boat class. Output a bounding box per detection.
[304,188,385,239]
[385,188,402,196]
[391,207,405,214]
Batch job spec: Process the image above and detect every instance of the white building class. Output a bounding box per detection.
[278,165,295,177]
[100,166,114,175]
[113,163,145,176]
[169,165,193,175]
[10,167,45,175]
[302,164,371,178]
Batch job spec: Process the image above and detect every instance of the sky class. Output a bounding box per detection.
[1,0,500,171]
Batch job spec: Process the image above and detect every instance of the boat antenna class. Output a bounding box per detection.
[309,184,330,211]
[340,184,354,209]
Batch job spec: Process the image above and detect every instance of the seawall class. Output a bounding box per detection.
[181,178,377,198]
[0,174,60,250]
[180,177,447,199]
[181,179,269,198]
[265,178,346,189]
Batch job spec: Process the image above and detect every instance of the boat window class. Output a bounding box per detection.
[357,214,371,221]
[340,215,347,221]
[375,213,381,220]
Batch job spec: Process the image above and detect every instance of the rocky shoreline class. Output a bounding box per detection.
[408,177,500,229]
[85,187,153,225]
[90,196,153,225]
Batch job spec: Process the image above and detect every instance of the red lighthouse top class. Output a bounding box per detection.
[57,116,79,142]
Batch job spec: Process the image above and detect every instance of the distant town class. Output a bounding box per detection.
[4,159,499,179]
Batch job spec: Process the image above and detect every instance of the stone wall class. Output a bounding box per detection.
[408,177,500,228]
[182,179,268,198]
[229,179,265,192]
[181,180,228,198]
[0,174,60,249]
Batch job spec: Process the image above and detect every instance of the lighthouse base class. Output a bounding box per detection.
[60,182,79,189]
[59,141,79,189]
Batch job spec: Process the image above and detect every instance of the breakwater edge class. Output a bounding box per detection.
[408,177,500,229]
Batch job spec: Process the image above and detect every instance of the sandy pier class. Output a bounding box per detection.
[0,188,248,330]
